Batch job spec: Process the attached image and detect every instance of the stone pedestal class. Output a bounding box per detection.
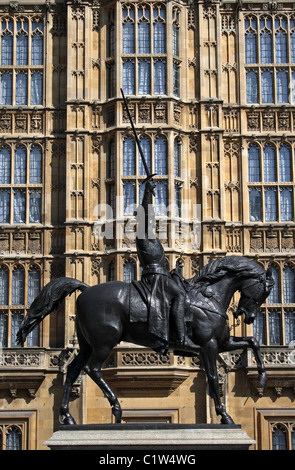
[44,423,255,450]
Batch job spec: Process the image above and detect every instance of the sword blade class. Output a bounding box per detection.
[120,88,150,177]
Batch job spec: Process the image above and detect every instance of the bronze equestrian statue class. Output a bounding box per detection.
[17,255,273,426]
[16,92,274,426]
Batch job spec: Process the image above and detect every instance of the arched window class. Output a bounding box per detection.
[28,267,40,305]
[14,146,26,184]
[123,261,135,283]
[139,137,151,176]
[265,188,277,221]
[261,70,273,103]
[12,267,24,305]
[264,145,276,182]
[6,426,22,450]
[153,6,166,54]
[268,265,280,303]
[30,146,42,184]
[123,137,135,175]
[138,8,150,53]
[279,145,291,182]
[174,139,181,178]
[122,7,135,54]
[272,425,287,450]
[0,266,8,305]
[1,19,13,66]
[283,265,295,303]
[154,136,167,175]
[16,20,28,66]
[31,22,43,66]
[0,146,11,184]
[248,144,260,182]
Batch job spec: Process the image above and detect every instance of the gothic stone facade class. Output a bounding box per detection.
[0,0,295,450]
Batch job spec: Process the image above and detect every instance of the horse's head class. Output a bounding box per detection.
[234,266,274,324]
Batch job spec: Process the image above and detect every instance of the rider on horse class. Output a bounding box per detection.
[135,175,196,355]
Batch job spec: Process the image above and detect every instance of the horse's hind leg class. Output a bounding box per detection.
[60,339,92,425]
[84,350,122,423]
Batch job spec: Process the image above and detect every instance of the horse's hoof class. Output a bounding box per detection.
[220,414,235,425]
[59,413,76,426]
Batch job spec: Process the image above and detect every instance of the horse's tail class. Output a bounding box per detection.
[16,277,89,346]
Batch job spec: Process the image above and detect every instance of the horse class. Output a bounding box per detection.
[17,255,274,426]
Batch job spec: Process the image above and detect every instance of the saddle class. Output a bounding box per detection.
[129,274,192,324]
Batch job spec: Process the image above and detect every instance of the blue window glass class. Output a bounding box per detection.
[139,137,151,175]
[16,27,28,65]
[15,72,27,105]
[31,72,43,105]
[277,70,288,103]
[0,190,10,223]
[260,31,272,63]
[31,31,43,65]
[154,59,166,95]
[264,145,276,182]
[283,265,295,303]
[173,63,180,97]
[265,188,277,221]
[138,15,150,53]
[123,261,135,283]
[30,146,42,183]
[249,188,261,221]
[173,23,179,57]
[175,184,181,217]
[280,188,292,221]
[245,31,257,63]
[0,266,8,305]
[253,311,265,345]
[123,137,135,175]
[14,146,26,184]
[155,181,167,215]
[28,267,40,304]
[285,310,295,346]
[6,426,22,450]
[138,60,150,94]
[276,30,287,63]
[174,139,181,177]
[29,190,41,223]
[269,310,281,345]
[13,190,26,223]
[246,70,258,103]
[12,267,24,305]
[123,182,135,215]
[123,60,135,94]
[0,72,12,105]
[0,146,11,184]
[291,31,295,63]
[292,71,295,104]
[0,312,7,347]
[261,70,273,103]
[268,264,280,303]
[155,136,167,175]
[154,11,165,53]
[279,145,291,182]
[123,19,135,54]
[248,144,260,182]
[1,32,13,65]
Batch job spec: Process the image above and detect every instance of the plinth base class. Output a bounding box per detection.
[44,423,255,450]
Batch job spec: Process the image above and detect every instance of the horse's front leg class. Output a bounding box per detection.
[219,336,267,390]
[201,338,235,425]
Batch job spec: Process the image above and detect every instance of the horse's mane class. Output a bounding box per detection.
[188,255,264,286]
